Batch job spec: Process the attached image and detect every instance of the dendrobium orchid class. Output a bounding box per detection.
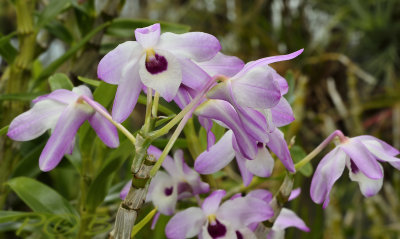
[7,85,119,171]
[120,145,209,215]
[311,134,400,208]
[97,23,221,122]
[165,190,273,239]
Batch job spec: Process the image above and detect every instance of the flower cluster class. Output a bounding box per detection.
[7,22,400,239]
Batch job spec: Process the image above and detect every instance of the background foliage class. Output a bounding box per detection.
[0,0,399,238]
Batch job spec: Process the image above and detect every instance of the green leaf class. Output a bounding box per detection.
[7,177,78,217]
[0,93,44,101]
[0,32,18,64]
[0,125,9,136]
[45,21,73,44]
[36,0,72,28]
[48,73,74,91]
[12,141,45,178]
[131,208,157,237]
[290,146,313,177]
[106,18,190,37]
[77,76,101,87]
[85,140,133,211]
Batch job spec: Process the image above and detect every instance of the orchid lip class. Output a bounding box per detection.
[145,49,168,74]
[207,218,227,238]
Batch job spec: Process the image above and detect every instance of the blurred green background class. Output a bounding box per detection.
[0,0,399,238]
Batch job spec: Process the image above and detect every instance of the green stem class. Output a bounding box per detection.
[81,96,136,145]
[295,130,346,170]
[149,78,216,140]
[143,88,153,134]
[152,92,160,118]
[150,108,195,177]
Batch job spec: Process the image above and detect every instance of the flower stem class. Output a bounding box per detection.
[81,95,136,145]
[152,92,160,118]
[143,88,153,134]
[294,130,346,170]
[148,78,216,140]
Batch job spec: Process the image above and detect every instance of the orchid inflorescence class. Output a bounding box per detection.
[7,23,400,239]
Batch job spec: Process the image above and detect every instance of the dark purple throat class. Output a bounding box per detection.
[145,54,168,74]
[164,186,174,196]
[207,219,227,238]
[350,160,359,174]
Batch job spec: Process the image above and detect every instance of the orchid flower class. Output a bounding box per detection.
[165,190,273,239]
[245,189,309,239]
[97,23,221,122]
[205,50,302,142]
[310,135,400,208]
[120,145,209,215]
[7,85,119,171]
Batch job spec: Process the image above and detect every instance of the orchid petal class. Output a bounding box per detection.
[235,105,269,143]
[195,130,236,174]
[347,160,383,197]
[272,208,309,232]
[360,139,400,163]
[238,49,304,77]
[247,189,273,203]
[139,49,182,102]
[197,52,244,77]
[98,41,142,84]
[33,89,78,104]
[246,145,274,178]
[288,188,301,201]
[174,86,193,109]
[39,103,90,171]
[340,138,383,179]
[72,85,93,98]
[8,100,65,141]
[147,171,177,215]
[271,97,294,127]
[232,66,282,109]
[310,147,347,208]
[266,129,295,172]
[235,152,254,187]
[158,32,221,62]
[166,207,206,239]
[218,196,273,228]
[178,57,211,91]
[202,190,226,216]
[273,71,289,95]
[356,135,400,156]
[135,23,161,48]
[112,62,142,122]
[88,100,119,148]
[196,100,257,159]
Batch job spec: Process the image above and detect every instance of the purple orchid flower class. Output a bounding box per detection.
[7,85,119,171]
[195,99,295,184]
[97,23,221,122]
[120,145,209,215]
[165,189,273,239]
[310,135,400,208]
[246,189,309,239]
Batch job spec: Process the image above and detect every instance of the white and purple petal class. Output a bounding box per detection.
[135,23,161,48]
[195,130,236,174]
[7,100,65,141]
[266,129,295,172]
[158,32,221,62]
[310,147,347,208]
[197,53,244,77]
[39,103,91,171]
[97,41,143,85]
[166,207,206,239]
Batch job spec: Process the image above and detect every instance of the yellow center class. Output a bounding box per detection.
[145,48,156,62]
[208,214,217,224]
